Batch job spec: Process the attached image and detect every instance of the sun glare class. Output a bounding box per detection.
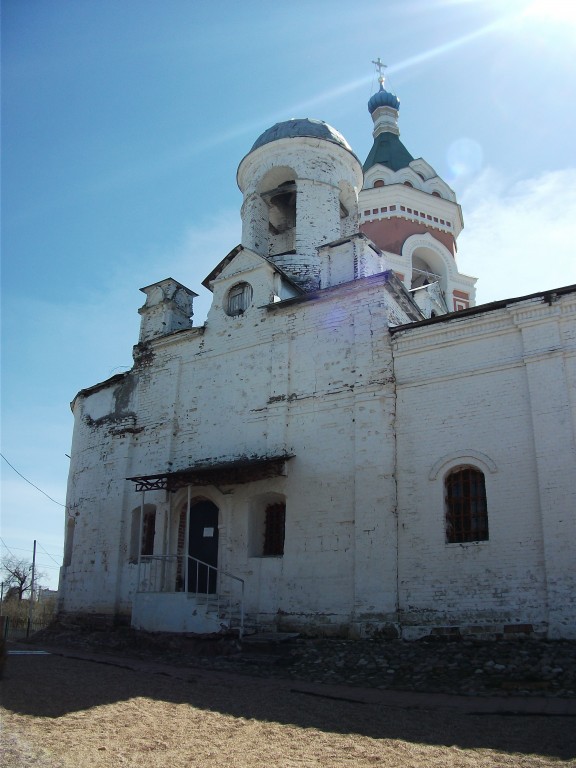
[523,0,576,24]
[499,0,576,26]
[453,0,576,27]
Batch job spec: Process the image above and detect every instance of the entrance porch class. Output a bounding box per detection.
[131,554,245,635]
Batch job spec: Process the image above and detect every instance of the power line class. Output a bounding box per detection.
[0,453,66,507]
[37,542,62,567]
[0,538,17,558]
[1,540,61,570]
[1,543,60,558]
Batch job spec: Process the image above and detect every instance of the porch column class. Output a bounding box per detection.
[184,485,191,592]
[137,489,146,588]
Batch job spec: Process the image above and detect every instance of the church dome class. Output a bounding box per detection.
[250,118,353,153]
[368,85,400,114]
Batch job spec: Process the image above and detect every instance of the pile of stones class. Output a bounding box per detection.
[29,624,576,697]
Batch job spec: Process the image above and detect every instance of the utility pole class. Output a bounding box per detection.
[26,540,37,638]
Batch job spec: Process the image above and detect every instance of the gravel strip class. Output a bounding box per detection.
[26,626,576,698]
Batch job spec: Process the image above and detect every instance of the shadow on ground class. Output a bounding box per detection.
[2,649,574,761]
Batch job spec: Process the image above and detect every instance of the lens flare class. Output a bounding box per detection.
[447,138,484,181]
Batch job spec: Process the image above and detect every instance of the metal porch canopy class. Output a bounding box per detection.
[127,454,294,492]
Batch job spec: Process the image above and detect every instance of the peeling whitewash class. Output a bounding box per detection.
[59,116,576,639]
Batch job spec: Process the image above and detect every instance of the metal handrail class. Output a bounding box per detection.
[187,554,245,587]
[136,553,244,638]
[186,554,245,639]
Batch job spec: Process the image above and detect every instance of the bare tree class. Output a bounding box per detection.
[1,556,44,601]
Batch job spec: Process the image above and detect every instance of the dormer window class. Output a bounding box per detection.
[226,282,253,316]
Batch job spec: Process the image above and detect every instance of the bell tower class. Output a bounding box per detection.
[359,60,476,314]
[237,119,363,291]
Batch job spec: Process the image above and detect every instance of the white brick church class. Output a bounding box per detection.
[59,71,576,640]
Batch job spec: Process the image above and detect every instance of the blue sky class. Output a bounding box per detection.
[2,0,576,589]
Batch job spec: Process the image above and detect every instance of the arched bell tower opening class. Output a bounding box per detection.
[267,182,296,244]
[258,166,297,257]
[411,249,447,293]
[339,180,358,238]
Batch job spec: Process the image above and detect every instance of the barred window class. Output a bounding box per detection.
[263,503,286,556]
[141,508,156,556]
[226,282,253,316]
[129,505,156,562]
[445,466,488,543]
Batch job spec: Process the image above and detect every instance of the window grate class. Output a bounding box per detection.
[263,503,286,556]
[141,510,156,556]
[445,467,488,543]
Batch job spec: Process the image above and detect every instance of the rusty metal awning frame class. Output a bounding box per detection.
[127,454,294,493]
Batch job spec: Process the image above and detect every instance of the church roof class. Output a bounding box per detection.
[201,244,304,294]
[250,118,352,153]
[363,131,414,172]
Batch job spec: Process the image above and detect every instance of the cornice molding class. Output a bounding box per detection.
[392,312,516,353]
[392,292,576,353]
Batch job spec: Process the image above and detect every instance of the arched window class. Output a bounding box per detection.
[130,505,156,562]
[248,495,287,557]
[373,179,384,188]
[226,282,253,316]
[445,466,488,543]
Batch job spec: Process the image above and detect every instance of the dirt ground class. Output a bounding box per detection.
[1,647,575,768]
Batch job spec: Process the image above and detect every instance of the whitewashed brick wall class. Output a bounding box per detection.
[392,293,576,638]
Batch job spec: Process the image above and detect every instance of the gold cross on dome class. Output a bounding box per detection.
[372,57,387,83]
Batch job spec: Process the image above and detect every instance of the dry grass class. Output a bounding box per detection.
[1,650,574,768]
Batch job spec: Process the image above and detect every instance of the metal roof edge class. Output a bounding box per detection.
[389,284,576,335]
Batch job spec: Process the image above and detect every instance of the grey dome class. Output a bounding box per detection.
[250,118,352,153]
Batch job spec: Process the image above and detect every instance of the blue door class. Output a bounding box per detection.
[188,500,219,593]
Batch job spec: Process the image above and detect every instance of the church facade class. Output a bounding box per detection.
[58,75,576,639]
